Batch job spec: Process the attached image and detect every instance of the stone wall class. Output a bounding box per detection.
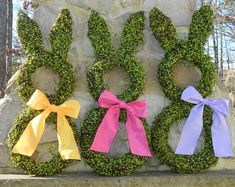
[0,0,235,173]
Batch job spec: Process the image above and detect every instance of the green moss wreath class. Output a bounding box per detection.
[8,9,79,176]
[81,108,150,176]
[81,10,151,176]
[87,10,145,102]
[8,108,79,176]
[150,5,218,173]
[150,5,216,101]
[16,9,75,105]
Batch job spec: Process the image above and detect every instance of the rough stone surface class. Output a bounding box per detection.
[0,0,235,174]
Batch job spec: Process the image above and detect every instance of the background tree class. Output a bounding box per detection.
[0,0,13,98]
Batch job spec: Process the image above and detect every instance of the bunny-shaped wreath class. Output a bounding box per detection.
[151,5,216,101]
[150,5,218,173]
[7,9,80,176]
[81,10,151,176]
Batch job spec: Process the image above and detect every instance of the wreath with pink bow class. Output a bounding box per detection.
[80,10,151,176]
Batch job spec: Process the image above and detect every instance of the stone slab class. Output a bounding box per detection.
[0,171,235,187]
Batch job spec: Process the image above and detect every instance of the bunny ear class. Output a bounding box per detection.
[88,10,115,61]
[118,11,145,57]
[149,7,177,51]
[49,9,72,61]
[188,5,213,47]
[17,11,44,56]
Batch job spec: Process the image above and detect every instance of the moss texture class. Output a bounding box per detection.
[8,108,79,176]
[8,9,79,176]
[81,10,150,176]
[150,5,218,173]
[16,9,75,105]
[87,10,145,103]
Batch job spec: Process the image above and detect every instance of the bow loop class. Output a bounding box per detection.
[27,89,51,110]
[181,86,204,104]
[126,100,146,118]
[58,100,81,119]
[205,98,229,117]
[98,90,119,108]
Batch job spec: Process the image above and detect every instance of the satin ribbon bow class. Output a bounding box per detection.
[175,86,234,157]
[90,90,151,157]
[12,89,81,160]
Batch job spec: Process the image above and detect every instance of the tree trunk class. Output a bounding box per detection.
[0,1,7,98]
[0,0,13,98]
[5,0,13,86]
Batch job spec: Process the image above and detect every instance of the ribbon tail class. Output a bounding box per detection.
[175,104,204,155]
[212,112,234,157]
[12,110,49,156]
[126,113,151,157]
[90,107,120,153]
[57,115,81,160]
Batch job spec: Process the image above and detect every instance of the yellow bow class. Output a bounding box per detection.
[12,89,81,160]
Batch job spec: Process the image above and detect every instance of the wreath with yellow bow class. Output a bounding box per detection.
[7,9,81,176]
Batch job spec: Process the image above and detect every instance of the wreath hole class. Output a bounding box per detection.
[168,118,205,154]
[173,62,201,88]
[32,67,59,95]
[103,66,131,95]
[31,142,58,162]
[107,122,130,157]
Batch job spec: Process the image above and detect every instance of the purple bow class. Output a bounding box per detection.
[175,86,234,157]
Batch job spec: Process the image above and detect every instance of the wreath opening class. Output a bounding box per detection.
[17,54,75,106]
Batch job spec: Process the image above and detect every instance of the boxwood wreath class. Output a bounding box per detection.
[7,9,79,176]
[81,10,151,176]
[150,5,218,173]
[8,109,79,176]
[16,9,75,105]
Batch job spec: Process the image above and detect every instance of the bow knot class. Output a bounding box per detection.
[90,90,151,157]
[175,86,233,157]
[47,104,61,114]
[12,89,81,160]
[202,98,210,106]
[118,100,128,109]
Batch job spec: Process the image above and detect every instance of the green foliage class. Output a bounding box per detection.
[150,5,216,101]
[88,10,115,62]
[87,11,145,103]
[150,5,218,173]
[81,108,151,176]
[151,102,218,173]
[81,11,150,176]
[17,52,75,105]
[149,7,177,51]
[8,9,78,176]
[188,5,214,47]
[17,11,44,56]
[17,9,75,105]
[49,9,73,61]
[8,108,79,176]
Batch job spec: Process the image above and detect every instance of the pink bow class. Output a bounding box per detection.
[90,90,151,157]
